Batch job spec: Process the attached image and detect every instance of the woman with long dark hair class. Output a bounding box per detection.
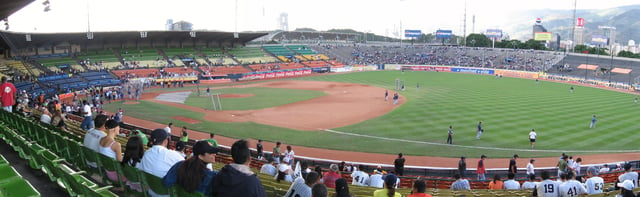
[162,140,218,196]
[488,174,504,190]
[121,136,144,167]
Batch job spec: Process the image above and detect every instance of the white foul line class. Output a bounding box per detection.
[322,129,640,153]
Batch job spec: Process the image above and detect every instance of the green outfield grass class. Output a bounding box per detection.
[106,71,640,158]
[183,87,326,110]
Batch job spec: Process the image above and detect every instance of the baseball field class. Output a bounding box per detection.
[104,70,640,159]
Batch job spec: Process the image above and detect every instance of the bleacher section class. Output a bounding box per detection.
[201,48,236,65]
[77,71,120,88]
[15,81,46,96]
[76,49,122,70]
[227,47,277,64]
[287,45,316,55]
[35,56,78,71]
[163,67,198,76]
[119,48,162,61]
[548,54,640,84]
[303,60,330,68]
[263,45,295,62]
[111,68,159,79]
[201,65,250,76]
[2,59,41,76]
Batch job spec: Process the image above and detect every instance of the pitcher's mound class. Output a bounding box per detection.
[172,116,202,124]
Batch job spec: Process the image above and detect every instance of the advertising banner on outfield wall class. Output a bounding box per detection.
[451,67,494,75]
[240,69,312,81]
[494,70,539,79]
[384,64,403,70]
[407,65,452,72]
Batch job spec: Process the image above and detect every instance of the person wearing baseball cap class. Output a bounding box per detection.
[162,140,217,196]
[618,163,639,189]
[585,166,604,194]
[617,180,636,197]
[137,129,185,196]
[373,173,401,197]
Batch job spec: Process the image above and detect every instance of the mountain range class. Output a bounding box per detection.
[503,4,640,44]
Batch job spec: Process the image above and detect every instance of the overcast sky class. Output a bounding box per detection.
[6,0,639,38]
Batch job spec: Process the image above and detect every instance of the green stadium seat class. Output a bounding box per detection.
[171,185,206,197]
[66,141,87,171]
[34,149,65,182]
[21,141,45,170]
[51,163,86,196]
[96,153,125,187]
[0,165,22,184]
[80,145,106,179]
[140,171,171,196]
[0,178,41,197]
[121,164,147,197]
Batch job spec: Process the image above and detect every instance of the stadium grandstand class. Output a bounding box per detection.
[3,1,640,196]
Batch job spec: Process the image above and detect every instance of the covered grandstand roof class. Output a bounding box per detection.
[0,0,33,20]
[0,30,267,50]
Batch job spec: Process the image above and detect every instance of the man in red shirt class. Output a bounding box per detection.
[0,76,17,112]
[477,154,487,180]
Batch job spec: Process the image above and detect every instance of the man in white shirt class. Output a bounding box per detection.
[80,100,93,130]
[527,159,536,176]
[521,174,538,190]
[351,165,370,186]
[260,158,277,176]
[584,166,604,194]
[598,164,610,174]
[138,128,185,196]
[618,163,639,188]
[283,171,319,197]
[82,114,108,168]
[504,173,521,190]
[535,171,560,197]
[283,145,295,166]
[164,122,172,136]
[369,170,384,188]
[559,171,587,197]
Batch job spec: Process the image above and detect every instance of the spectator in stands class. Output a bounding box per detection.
[50,109,67,130]
[559,171,587,196]
[39,107,52,124]
[211,139,267,197]
[527,159,536,176]
[162,140,218,196]
[206,133,218,147]
[450,173,471,191]
[122,136,144,167]
[557,156,569,177]
[0,76,17,112]
[312,183,328,197]
[618,163,639,188]
[260,157,277,176]
[283,145,295,166]
[477,155,487,180]
[276,163,294,183]
[394,153,405,176]
[284,171,320,197]
[82,114,108,167]
[458,156,466,178]
[137,129,185,196]
[572,157,582,176]
[504,173,520,190]
[256,139,264,160]
[408,179,431,197]
[599,164,610,174]
[130,129,149,147]
[180,126,188,143]
[488,174,504,190]
[175,141,186,158]
[273,142,282,164]
[509,154,519,175]
[164,122,172,137]
[521,174,538,190]
[585,166,604,194]
[370,169,385,188]
[323,164,342,188]
[373,173,401,197]
[617,180,637,197]
[80,100,93,130]
[533,171,560,197]
[351,165,370,187]
[98,119,123,182]
[333,178,353,197]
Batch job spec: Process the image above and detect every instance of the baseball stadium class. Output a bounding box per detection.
[1,0,640,196]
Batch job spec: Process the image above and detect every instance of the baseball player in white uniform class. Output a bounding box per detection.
[559,172,587,197]
[529,129,537,149]
[351,166,370,186]
[536,171,561,197]
[584,166,604,194]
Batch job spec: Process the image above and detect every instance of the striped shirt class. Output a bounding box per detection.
[451,179,470,190]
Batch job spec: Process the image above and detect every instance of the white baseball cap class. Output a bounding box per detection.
[618,180,635,190]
